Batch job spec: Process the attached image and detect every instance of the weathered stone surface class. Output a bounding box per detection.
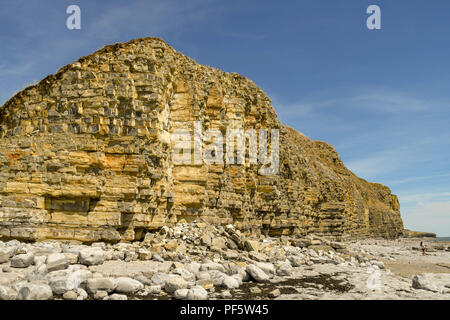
[246,264,269,282]
[94,290,108,300]
[0,285,17,300]
[268,289,280,298]
[277,261,293,276]
[172,268,195,282]
[109,293,127,300]
[0,37,404,242]
[186,286,208,300]
[11,253,34,268]
[164,276,187,293]
[412,274,450,293]
[86,277,117,294]
[115,277,144,294]
[196,279,214,290]
[46,253,69,272]
[49,276,72,295]
[0,249,9,263]
[62,290,78,300]
[151,272,175,285]
[89,260,171,278]
[174,288,189,299]
[78,248,105,266]
[254,262,275,275]
[245,240,260,252]
[222,276,240,289]
[18,283,53,300]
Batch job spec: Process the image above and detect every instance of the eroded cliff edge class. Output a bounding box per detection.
[0,38,404,242]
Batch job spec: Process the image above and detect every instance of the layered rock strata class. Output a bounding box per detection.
[0,38,404,242]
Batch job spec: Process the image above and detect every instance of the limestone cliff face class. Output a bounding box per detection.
[0,38,404,242]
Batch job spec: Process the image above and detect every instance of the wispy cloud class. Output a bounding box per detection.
[273,87,435,120]
[86,0,217,41]
[272,86,450,236]
[0,0,219,106]
[398,192,450,205]
[390,173,450,186]
[344,144,438,181]
[402,201,450,236]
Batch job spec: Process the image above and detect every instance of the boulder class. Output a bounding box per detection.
[200,234,212,247]
[164,276,188,294]
[66,269,93,289]
[75,288,88,300]
[185,262,201,275]
[174,288,189,299]
[11,253,34,268]
[78,248,106,266]
[277,262,293,276]
[62,291,78,300]
[244,240,259,252]
[151,273,175,286]
[208,270,228,286]
[0,285,17,300]
[46,253,69,272]
[200,262,226,273]
[412,273,450,293]
[18,283,53,300]
[186,286,208,300]
[254,262,275,275]
[222,276,240,289]
[94,290,108,300]
[246,264,269,282]
[173,268,195,282]
[86,277,117,294]
[288,255,304,267]
[109,294,127,300]
[115,277,144,294]
[196,279,214,290]
[249,252,268,262]
[49,276,73,295]
[0,249,9,264]
[268,289,280,298]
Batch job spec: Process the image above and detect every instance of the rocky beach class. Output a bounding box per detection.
[0,38,447,301]
[0,223,449,300]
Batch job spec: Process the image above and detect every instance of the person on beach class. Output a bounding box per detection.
[420,241,426,255]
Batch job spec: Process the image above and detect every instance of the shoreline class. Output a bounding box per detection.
[1,225,450,300]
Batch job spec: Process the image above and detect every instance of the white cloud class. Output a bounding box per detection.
[273,88,433,118]
[402,201,450,237]
[0,0,219,106]
[390,173,450,186]
[87,0,217,41]
[398,192,450,205]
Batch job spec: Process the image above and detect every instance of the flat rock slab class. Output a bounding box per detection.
[0,272,26,286]
[412,273,450,293]
[89,260,172,278]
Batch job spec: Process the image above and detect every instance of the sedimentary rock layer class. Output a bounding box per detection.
[0,38,404,242]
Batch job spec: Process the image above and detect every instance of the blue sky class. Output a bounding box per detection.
[0,0,449,236]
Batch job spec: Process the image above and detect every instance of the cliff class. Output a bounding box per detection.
[0,37,404,242]
[403,230,436,238]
